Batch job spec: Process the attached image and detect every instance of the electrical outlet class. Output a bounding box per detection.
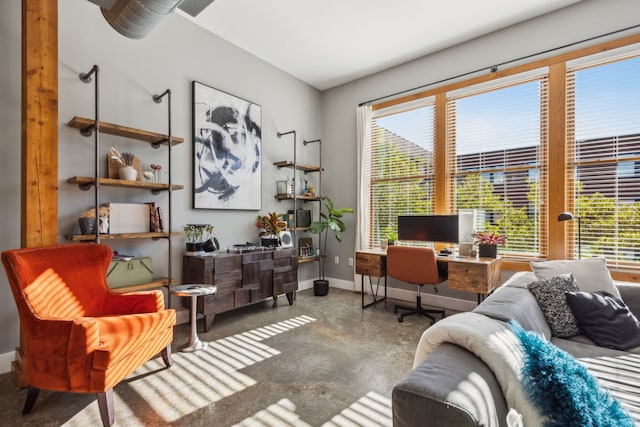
[334,256,339,264]
[348,257,353,266]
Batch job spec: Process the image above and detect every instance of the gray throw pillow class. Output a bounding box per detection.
[527,274,580,338]
[530,258,620,299]
[565,290,640,350]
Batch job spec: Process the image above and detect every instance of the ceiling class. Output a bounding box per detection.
[180,1,583,90]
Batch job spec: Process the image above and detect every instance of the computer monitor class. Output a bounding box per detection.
[397,215,460,244]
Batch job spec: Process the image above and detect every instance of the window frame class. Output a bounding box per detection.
[367,33,640,281]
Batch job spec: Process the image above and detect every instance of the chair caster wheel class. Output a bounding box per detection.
[398,316,404,323]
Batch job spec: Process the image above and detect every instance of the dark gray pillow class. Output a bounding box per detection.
[527,274,580,338]
[565,290,640,350]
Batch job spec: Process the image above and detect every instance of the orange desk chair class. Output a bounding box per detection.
[387,245,446,324]
[2,243,176,427]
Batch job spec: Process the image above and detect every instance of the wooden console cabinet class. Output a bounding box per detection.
[182,248,298,331]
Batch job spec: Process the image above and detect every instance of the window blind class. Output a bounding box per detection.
[566,47,640,268]
[368,98,435,246]
[446,70,548,257]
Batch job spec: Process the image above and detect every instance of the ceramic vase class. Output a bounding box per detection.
[119,165,137,181]
[78,217,97,235]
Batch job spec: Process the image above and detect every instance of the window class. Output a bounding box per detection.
[368,99,435,246]
[566,47,640,267]
[362,36,640,276]
[447,70,548,256]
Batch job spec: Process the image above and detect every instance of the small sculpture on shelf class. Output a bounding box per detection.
[256,212,287,247]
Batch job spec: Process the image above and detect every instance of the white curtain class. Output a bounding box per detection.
[354,105,372,289]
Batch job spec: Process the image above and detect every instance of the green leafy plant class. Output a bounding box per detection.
[183,224,214,243]
[309,197,354,280]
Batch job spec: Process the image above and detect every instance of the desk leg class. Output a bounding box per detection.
[181,296,207,352]
[361,274,387,309]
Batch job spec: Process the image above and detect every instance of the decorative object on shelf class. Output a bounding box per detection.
[150,163,163,183]
[109,146,138,181]
[78,217,97,235]
[79,206,110,235]
[192,81,262,210]
[472,230,506,258]
[309,197,354,296]
[143,170,154,182]
[184,224,214,254]
[256,212,287,247]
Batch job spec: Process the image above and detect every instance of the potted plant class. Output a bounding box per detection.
[309,197,354,296]
[184,224,214,254]
[256,212,287,247]
[387,231,398,246]
[471,230,506,258]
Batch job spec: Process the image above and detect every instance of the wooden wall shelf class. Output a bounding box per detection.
[66,232,180,241]
[67,176,184,191]
[68,116,184,146]
[273,161,321,173]
[275,194,322,201]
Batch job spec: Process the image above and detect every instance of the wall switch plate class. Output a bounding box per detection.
[334,256,339,264]
[348,257,353,266]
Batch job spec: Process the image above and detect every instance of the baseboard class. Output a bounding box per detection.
[302,277,476,313]
[0,350,14,375]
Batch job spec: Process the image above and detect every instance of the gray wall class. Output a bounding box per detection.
[320,0,640,299]
[0,0,323,357]
[1,0,640,357]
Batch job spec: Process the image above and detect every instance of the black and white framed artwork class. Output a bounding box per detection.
[192,81,262,210]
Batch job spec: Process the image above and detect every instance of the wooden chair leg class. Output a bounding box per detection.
[97,389,114,427]
[161,344,173,368]
[22,385,40,414]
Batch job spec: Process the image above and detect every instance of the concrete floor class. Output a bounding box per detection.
[0,289,448,426]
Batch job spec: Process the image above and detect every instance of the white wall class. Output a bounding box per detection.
[320,0,640,298]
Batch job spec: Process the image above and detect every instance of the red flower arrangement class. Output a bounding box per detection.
[472,231,507,246]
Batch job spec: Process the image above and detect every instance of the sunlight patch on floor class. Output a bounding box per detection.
[322,391,392,427]
[63,315,317,426]
[233,398,313,427]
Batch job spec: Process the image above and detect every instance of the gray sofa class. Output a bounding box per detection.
[392,271,640,427]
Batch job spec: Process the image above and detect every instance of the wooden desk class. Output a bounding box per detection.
[355,249,502,306]
[440,255,502,303]
[355,249,387,308]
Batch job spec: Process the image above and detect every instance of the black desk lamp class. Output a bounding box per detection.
[557,212,581,259]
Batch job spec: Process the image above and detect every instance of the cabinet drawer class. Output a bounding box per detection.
[355,252,386,276]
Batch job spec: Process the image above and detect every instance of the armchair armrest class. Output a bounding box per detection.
[102,289,166,314]
[24,316,101,389]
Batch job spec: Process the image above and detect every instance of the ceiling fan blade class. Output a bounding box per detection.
[178,0,216,17]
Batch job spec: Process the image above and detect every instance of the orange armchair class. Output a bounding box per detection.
[2,243,176,426]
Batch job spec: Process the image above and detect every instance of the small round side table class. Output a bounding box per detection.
[171,284,217,352]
